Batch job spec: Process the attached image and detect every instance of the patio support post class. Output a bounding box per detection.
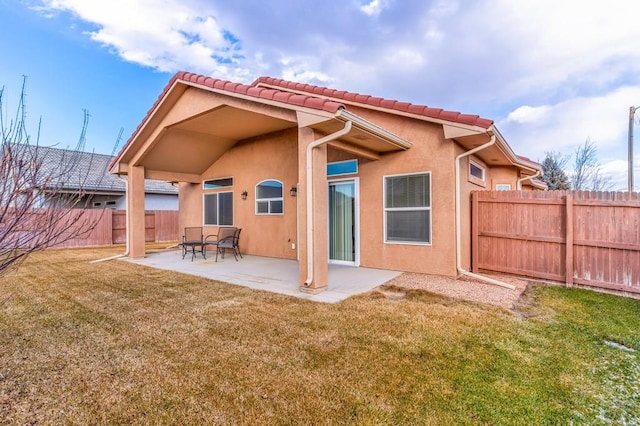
[127,165,146,258]
[298,126,329,293]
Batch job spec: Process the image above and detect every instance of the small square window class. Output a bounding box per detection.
[468,160,486,187]
[469,161,485,181]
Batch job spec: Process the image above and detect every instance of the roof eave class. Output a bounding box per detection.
[489,125,542,174]
[337,109,412,150]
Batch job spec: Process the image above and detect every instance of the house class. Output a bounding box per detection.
[7,145,178,210]
[110,71,543,294]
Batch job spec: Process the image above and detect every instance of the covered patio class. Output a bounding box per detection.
[110,72,410,295]
[122,249,402,303]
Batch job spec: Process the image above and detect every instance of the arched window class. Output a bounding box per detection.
[255,180,283,214]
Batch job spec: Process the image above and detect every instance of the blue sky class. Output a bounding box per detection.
[1,0,639,189]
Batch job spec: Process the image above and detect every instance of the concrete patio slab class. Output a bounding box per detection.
[122,249,401,303]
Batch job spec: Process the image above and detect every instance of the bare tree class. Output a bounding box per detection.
[541,151,571,190]
[571,139,613,191]
[0,77,107,276]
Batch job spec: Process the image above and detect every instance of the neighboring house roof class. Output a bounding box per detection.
[252,76,494,129]
[9,145,177,195]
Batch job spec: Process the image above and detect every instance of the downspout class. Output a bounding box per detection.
[455,135,516,290]
[516,170,542,190]
[304,120,353,286]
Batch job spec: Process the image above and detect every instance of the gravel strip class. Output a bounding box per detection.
[384,272,529,310]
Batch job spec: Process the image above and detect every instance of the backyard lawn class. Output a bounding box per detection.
[1,247,639,424]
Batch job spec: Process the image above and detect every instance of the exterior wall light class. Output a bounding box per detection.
[241,190,248,200]
[290,186,297,197]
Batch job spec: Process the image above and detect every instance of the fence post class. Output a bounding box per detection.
[565,193,574,286]
[154,210,159,243]
[471,191,479,273]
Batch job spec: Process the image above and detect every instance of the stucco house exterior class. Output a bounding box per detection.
[110,71,543,294]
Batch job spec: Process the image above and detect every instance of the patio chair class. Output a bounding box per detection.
[180,226,206,261]
[206,227,242,262]
[204,227,238,262]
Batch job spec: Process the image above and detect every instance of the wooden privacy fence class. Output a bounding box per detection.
[53,209,179,248]
[471,191,640,295]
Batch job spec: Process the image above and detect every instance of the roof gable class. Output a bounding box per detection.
[111,71,349,170]
[252,77,494,129]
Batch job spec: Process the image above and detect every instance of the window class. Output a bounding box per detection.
[469,161,485,181]
[256,180,283,214]
[327,159,358,176]
[105,200,117,206]
[495,184,511,191]
[204,192,233,225]
[203,177,233,189]
[93,201,102,207]
[384,173,431,244]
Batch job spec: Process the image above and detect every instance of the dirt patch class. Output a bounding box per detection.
[384,272,530,310]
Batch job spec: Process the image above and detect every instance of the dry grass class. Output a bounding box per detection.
[1,247,639,424]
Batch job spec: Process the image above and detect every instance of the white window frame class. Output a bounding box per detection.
[255,179,284,215]
[383,171,432,245]
[468,160,486,187]
[203,191,234,226]
[327,177,360,266]
[495,183,511,191]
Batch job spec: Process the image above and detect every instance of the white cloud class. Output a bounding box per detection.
[359,0,385,16]
[499,86,640,188]
[34,0,249,80]
[494,1,640,97]
[27,0,640,190]
[600,159,629,191]
[506,105,552,124]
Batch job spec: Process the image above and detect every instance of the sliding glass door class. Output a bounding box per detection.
[328,180,357,264]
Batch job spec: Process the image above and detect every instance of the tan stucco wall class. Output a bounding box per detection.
[178,182,202,231]
[331,106,459,276]
[490,166,519,190]
[191,128,300,260]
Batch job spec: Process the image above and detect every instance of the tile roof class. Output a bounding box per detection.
[177,71,345,113]
[11,145,177,195]
[111,71,347,170]
[252,76,494,129]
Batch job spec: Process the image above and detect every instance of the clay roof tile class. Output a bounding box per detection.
[379,99,397,109]
[367,97,384,107]
[393,101,411,112]
[250,76,494,129]
[407,104,426,115]
[438,111,460,121]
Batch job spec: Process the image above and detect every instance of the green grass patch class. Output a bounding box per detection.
[1,249,639,424]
